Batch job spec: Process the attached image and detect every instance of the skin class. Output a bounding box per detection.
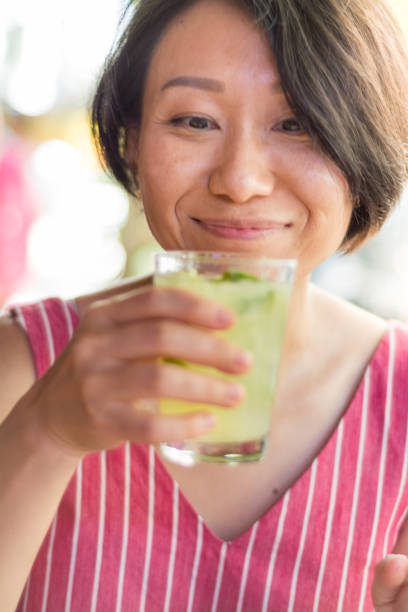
[0,0,404,609]
[373,555,408,611]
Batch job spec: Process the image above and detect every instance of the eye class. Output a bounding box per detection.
[274,118,304,134]
[170,115,218,130]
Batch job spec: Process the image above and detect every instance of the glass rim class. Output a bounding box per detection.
[154,250,297,269]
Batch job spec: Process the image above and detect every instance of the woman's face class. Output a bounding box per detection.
[130,0,353,276]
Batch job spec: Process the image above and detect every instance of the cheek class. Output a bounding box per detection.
[297,154,352,225]
[137,143,173,198]
[289,153,353,269]
[135,142,175,245]
[138,133,211,198]
[136,133,212,247]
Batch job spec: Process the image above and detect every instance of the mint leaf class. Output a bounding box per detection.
[217,269,260,282]
[163,357,189,367]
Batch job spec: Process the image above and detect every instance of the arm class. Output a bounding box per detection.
[0,315,36,425]
[0,314,79,610]
[0,400,80,611]
[0,285,248,611]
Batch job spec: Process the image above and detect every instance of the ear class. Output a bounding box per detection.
[126,127,140,193]
[126,128,142,201]
[126,127,139,169]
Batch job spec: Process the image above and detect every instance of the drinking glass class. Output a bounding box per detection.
[154,251,296,465]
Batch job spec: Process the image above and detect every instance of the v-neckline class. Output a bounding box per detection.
[152,324,392,545]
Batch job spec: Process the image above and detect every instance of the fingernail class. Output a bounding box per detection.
[198,413,217,428]
[235,350,253,368]
[227,384,244,402]
[389,554,408,569]
[215,309,234,326]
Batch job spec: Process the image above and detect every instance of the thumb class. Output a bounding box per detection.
[372,554,408,610]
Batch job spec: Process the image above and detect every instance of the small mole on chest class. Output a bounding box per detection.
[273,488,279,497]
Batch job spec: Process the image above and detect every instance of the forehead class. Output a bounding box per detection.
[145,0,279,92]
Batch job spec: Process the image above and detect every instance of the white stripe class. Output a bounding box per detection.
[236,523,259,612]
[22,575,30,612]
[163,481,179,612]
[313,421,344,611]
[61,300,74,338]
[38,301,55,363]
[186,516,204,612]
[358,330,396,612]
[395,509,408,537]
[139,446,155,612]
[211,542,228,612]
[67,298,79,318]
[382,410,408,555]
[115,442,131,612]
[337,368,370,612]
[90,451,107,612]
[41,514,58,612]
[261,492,291,612]
[288,460,318,612]
[64,461,82,612]
[13,306,27,332]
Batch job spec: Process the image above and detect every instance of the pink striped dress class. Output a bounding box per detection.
[10,298,408,611]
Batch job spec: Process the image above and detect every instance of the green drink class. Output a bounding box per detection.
[154,252,296,465]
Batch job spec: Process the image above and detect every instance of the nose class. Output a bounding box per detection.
[208,129,275,203]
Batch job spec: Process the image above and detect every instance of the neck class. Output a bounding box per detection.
[282,273,314,359]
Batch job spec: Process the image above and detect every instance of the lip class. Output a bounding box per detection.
[191,217,291,239]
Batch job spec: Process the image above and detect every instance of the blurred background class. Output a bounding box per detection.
[1,0,408,321]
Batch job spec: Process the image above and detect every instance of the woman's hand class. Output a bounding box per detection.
[23,285,250,457]
[372,555,408,611]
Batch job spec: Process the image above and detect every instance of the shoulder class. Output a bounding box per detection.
[0,297,80,425]
[0,277,152,425]
[310,284,388,361]
[308,285,390,401]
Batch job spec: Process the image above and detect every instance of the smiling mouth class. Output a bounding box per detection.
[191,217,291,239]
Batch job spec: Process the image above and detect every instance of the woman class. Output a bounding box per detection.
[1,0,408,609]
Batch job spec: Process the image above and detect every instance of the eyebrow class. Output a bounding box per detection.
[161,75,283,94]
[161,76,225,93]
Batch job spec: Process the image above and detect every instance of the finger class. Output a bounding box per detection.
[372,554,408,609]
[126,409,217,444]
[91,319,252,374]
[85,286,236,330]
[88,361,245,408]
